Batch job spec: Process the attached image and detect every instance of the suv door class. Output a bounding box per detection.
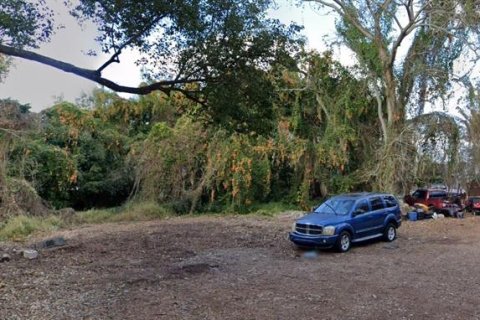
[368,197,387,235]
[351,199,372,239]
[383,195,400,221]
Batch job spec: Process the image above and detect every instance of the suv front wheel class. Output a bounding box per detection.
[336,231,351,252]
[383,223,397,242]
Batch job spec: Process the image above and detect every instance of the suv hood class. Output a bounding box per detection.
[296,212,348,226]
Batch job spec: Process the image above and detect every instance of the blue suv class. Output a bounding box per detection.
[289,193,402,252]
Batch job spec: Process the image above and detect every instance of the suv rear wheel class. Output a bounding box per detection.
[336,231,351,252]
[383,223,396,242]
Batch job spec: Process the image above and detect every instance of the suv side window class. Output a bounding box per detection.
[383,195,397,208]
[355,199,369,214]
[412,190,427,199]
[430,191,447,198]
[369,197,385,211]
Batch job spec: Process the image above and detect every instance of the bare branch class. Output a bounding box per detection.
[305,0,375,40]
[405,0,413,21]
[97,50,121,73]
[390,3,428,65]
[97,16,163,73]
[392,14,403,30]
[0,44,207,97]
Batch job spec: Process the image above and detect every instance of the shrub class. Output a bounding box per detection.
[0,215,62,241]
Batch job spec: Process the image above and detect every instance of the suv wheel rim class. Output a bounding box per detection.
[387,227,395,240]
[341,234,350,251]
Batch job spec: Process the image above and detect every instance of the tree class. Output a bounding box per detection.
[0,0,302,103]
[304,0,479,191]
[460,86,480,183]
[271,52,378,200]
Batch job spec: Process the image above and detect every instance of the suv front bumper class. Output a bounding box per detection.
[289,232,338,248]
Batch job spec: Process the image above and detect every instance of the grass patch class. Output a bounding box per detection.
[248,202,300,216]
[0,215,63,241]
[74,201,172,224]
[73,208,117,224]
[0,201,300,241]
[0,201,173,241]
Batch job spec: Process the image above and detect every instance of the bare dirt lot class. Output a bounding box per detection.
[1,213,480,320]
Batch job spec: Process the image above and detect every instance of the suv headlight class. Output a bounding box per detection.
[292,222,296,231]
[323,226,336,236]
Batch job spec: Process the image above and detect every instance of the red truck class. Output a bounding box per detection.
[465,196,480,215]
[404,188,461,217]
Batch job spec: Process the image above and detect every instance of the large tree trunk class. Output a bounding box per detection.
[372,46,412,195]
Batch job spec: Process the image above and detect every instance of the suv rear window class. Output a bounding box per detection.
[369,197,385,211]
[383,195,397,208]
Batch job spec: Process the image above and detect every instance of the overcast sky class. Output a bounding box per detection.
[0,0,339,112]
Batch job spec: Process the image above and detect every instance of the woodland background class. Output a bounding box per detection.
[1,0,480,222]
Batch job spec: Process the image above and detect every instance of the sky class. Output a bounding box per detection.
[0,0,338,112]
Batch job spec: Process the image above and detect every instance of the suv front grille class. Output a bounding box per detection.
[295,223,323,235]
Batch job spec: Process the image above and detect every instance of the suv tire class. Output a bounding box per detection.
[336,231,351,252]
[383,223,396,242]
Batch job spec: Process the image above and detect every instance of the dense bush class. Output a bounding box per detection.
[7,51,459,213]
[7,102,134,209]
[2,52,382,212]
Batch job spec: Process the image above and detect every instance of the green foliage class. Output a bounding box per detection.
[133,52,378,212]
[0,98,33,130]
[8,101,134,209]
[0,215,62,241]
[202,62,278,134]
[70,0,303,78]
[9,141,75,208]
[87,89,181,137]
[305,0,476,193]
[135,116,209,212]
[1,0,475,211]
[207,133,273,210]
[0,0,54,47]
[2,0,304,126]
[270,52,378,204]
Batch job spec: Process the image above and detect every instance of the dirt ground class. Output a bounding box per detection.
[1,212,480,320]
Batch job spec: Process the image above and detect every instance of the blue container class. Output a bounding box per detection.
[408,211,418,221]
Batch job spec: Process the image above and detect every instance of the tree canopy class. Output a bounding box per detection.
[0,0,303,100]
[1,1,478,216]
[304,0,479,192]
[306,0,479,126]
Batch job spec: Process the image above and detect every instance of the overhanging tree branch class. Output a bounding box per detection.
[0,44,206,96]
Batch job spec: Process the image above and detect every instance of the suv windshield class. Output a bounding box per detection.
[314,199,354,215]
